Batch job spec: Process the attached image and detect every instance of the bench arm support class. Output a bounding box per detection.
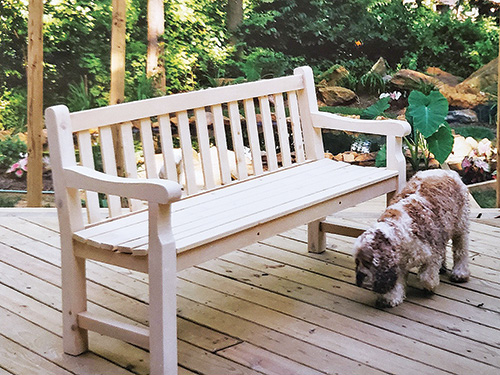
[63,166,183,204]
[310,112,411,137]
[311,111,411,194]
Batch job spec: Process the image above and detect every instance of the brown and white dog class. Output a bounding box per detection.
[354,169,470,307]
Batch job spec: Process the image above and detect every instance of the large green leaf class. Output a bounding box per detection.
[360,97,390,119]
[406,91,449,138]
[426,123,454,164]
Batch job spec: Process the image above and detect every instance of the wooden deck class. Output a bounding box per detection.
[1,198,500,375]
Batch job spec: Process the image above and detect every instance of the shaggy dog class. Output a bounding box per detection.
[353,169,470,307]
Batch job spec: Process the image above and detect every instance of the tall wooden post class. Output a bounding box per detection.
[27,0,44,207]
[110,0,127,176]
[147,0,165,92]
[497,40,500,207]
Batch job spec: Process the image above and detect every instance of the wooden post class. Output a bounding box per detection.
[27,0,44,207]
[110,0,127,176]
[147,0,166,92]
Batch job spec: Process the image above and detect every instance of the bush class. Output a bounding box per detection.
[0,134,27,171]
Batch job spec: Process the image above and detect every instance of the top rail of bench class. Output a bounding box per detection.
[70,75,305,132]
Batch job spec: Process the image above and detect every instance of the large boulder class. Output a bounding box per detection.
[459,57,498,92]
[390,69,443,90]
[318,86,357,106]
[426,67,461,87]
[317,65,349,87]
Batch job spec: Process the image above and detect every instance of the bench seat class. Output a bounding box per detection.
[73,158,398,272]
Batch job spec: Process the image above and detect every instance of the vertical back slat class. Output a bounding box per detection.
[77,131,101,223]
[287,91,306,163]
[158,114,178,182]
[120,122,142,211]
[177,110,199,195]
[228,101,248,180]
[274,93,292,167]
[243,99,264,176]
[194,107,216,189]
[212,104,231,185]
[139,118,158,179]
[259,96,278,171]
[99,126,122,217]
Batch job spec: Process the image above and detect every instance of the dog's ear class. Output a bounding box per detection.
[371,230,399,294]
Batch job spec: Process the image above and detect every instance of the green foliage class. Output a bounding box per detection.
[0,194,21,208]
[0,135,27,171]
[360,96,390,119]
[0,88,26,132]
[320,106,364,116]
[471,189,497,208]
[406,91,449,138]
[359,72,385,95]
[67,77,94,112]
[405,90,453,168]
[454,126,495,140]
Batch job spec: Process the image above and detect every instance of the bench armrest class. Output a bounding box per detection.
[63,166,183,204]
[310,111,411,137]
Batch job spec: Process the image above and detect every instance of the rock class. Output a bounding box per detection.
[390,69,443,91]
[426,67,461,87]
[459,57,498,92]
[317,65,349,87]
[446,109,478,124]
[369,57,388,76]
[439,84,488,109]
[318,86,357,106]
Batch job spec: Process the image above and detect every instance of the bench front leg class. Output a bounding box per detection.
[148,203,178,375]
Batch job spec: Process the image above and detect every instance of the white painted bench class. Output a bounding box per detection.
[45,66,410,374]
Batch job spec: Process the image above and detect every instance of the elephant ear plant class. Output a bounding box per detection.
[404,90,454,170]
[373,90,454,171]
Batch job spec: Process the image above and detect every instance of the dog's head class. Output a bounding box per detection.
[354,228,399,294]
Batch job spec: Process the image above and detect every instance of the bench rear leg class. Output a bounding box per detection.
[308,219,326,253]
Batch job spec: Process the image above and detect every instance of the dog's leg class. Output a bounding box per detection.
[376,272,407,307]
[450,231,470,282]
[418,259,441,292]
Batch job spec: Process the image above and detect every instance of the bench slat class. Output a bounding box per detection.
[120,122,142,211]
[77,130,101,223]
[99,125,122,217]
[195,107,216,189]
[243,98,264,176]
[259,96,278,171]
[274,93,292,167]
[177,110,199,195]
[139,118,158,179]
[229,101,248,180]
[287,91,305,163]
[212,104,232,185]
[158,114,178,182]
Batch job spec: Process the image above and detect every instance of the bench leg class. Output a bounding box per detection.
[308,218,326,253]
[149,204,178,375]
[61,240,89,355]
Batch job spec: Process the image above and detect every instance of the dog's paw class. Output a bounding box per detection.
[376,295,403,308]
[450,265,470,283]
[449,271,469,283]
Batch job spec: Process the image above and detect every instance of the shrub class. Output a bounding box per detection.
[0,134,27,171]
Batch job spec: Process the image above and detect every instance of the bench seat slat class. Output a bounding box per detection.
[73,159,397,255]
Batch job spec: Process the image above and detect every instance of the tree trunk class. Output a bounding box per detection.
[110,0,127,176]
[147,0,165,92]
[227,0,243,45]
[27,0,43,207]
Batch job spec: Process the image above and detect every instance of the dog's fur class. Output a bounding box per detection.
[353,169,470,307]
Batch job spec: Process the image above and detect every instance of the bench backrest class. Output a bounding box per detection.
[47,66,324,224]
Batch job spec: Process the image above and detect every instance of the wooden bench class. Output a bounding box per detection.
[45,66,410,374]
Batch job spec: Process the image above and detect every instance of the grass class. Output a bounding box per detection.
[471,189,497,208]
[0,193,22,207]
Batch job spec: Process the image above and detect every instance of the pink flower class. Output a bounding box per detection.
[15,169,24,177]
